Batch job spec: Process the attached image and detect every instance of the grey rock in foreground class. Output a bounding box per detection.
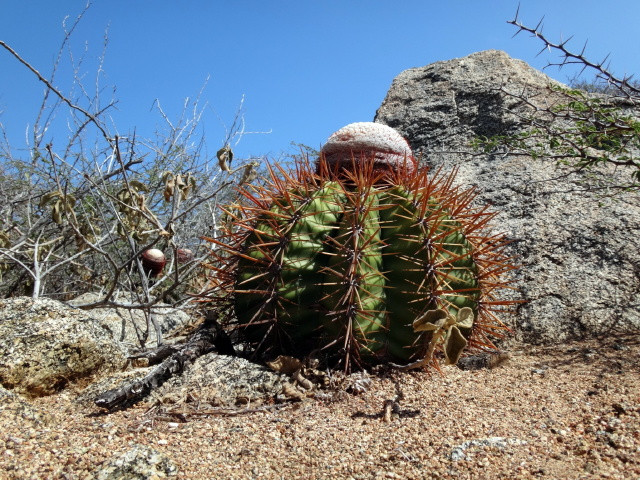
[155,353,286,406]
[375,50,640,343]
[0,297,128,397]
[79,353,286,408]
[94,444,177,479]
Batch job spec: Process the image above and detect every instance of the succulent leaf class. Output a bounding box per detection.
[456,307,474,330]
[412,309,449,332]
[444,325,468,365]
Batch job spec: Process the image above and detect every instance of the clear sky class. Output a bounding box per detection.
[1,1,639,162]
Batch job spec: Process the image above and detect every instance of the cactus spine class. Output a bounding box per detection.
[205,123,516,371]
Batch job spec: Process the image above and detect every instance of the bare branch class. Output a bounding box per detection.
[0,39,112,143]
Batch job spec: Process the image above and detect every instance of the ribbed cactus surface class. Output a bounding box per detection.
[205,123,515,371]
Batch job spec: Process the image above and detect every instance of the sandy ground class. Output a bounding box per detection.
[1,335,639,480]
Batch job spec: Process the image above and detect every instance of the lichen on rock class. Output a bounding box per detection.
[0,297,128,397]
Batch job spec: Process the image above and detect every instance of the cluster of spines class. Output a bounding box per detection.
[203,155,517,371]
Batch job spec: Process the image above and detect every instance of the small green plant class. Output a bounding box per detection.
[474,84,640,189]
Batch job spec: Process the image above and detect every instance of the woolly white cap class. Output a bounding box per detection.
[321,122,414,172]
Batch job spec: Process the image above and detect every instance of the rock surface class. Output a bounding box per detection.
[94,444,178,479]
[79,353,287,408]
[375,50,640,343]
[375,49,562,151]
[0,297,128,397]
[69,293,192,352]
[154,353,286,406]
[0,384,50,425]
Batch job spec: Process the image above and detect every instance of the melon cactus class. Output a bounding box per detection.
[204,122,516,371]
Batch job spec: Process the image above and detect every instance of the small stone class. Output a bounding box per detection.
[94,444,177,479]
[612,403,628,415]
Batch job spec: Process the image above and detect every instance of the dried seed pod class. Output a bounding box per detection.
[141,248,166,277]
[176,248,194,264]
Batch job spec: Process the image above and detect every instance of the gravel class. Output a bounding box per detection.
[1,335,639,479]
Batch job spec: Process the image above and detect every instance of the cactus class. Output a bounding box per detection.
[204,122,516,371]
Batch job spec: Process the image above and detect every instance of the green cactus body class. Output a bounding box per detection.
[380,186,478,360]
[235,182,344,348]
[233,178,481,366]
[206,122,515,371]
[320,184,387,360]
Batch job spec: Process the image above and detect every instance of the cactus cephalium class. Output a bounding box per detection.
[204,122,517,371]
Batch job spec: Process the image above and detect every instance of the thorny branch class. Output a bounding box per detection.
[94,314,233,411]
[471,7,640,191]
[509,5,640,99]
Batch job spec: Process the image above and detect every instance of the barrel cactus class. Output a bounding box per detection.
[204,122,516,371]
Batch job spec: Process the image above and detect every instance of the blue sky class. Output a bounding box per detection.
[1,1,639,162]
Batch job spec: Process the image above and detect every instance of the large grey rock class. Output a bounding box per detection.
[375,50,562,151]
[375,50,640,343]
[0,297,128,397]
